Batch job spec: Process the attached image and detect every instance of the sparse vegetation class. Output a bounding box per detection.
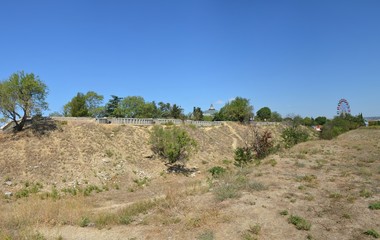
[234,126,275,167]
[369,202,380,210]
[280,210,289,216]
[0,113,379,239]
[150,125,197,165]
[364,229,380,238]
[234,147,254,167]
[281,126,309,148]
[79,216,91,227]
[208,166,226,178]
[288,215,311,230]
[359,188,373,198]
[197,230,214,240]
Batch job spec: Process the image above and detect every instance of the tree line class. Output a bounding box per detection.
[0,71,365,134]
[60,92,257,124]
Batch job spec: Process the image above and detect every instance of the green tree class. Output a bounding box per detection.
[315,116,327,125]
[105,95,123,117]
[171,104,183,119]
[303,117,314,126]
[64,93,88,117]
[256,107,272,121]
[143,101,159,118]
[85,91,104,117]
[158,102,171,118]
[192,107,203,121]
[217,97,253,123]
[119,96,146,118]
[270,111,283,122]
[0,71,48,131]
[64,91,104,117]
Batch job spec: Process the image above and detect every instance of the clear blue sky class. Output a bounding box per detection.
[1,0,379,118]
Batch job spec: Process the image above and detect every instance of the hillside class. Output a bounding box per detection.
[0,120,264,192]
[0,121,379,240]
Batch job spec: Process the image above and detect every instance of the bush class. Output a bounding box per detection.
[364,229,380,238]
[234,147,253,167]
[150,126,197,165]
[208,166,226,178]
[320,114,365,140]
[234,126,275,167]
[214,184,241,201]
[251,130,273,159]
[281,127,309,148]
[369,202,380,210]
[288,215,311,230]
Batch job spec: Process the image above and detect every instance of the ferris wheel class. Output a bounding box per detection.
[337,98,351,116]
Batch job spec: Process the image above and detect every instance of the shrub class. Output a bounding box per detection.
[197,230,214,240]
[251,130,274,159]
[288,215,311,230]
[208,166,226,178]
[214,184,241,201]
[79,216,90,227]
[150,126,197,165]
[234,126,275,167]
[364,229,380,238]
[320,114,365,140]
[280,210,289,216]
[234,147,254,167]
[369,202,380,210]
[282,127,309,148]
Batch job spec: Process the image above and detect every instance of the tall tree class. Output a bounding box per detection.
[270,111,283,122]
[171,104,183,119]
[119,96,146,118]
[0,71,48,131]
[315,116,327,125]
[217,97,253,123]
[256,107,272,121]
[85,91,104,117]
[64,92,88,117]
[105,95,123,117]
[192,107,203,121]
[64,91,104,117]
[158,102,171,118]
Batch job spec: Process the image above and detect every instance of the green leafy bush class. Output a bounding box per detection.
[281,127,309,148]
[288,215,311,230]
[150,126,197,165]
[320,114,365,140]
[364,229,380,238]
[234,147,253,167]
[208,166,226,178]
[369,202,380,210]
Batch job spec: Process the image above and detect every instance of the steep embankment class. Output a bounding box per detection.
[0,121,379,240]
[0,120,275,193]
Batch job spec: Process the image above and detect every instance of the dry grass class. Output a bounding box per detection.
[0,122,379,239]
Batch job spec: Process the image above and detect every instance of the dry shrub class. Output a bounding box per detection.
[235,125,275,167]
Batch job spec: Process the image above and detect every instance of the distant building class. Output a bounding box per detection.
[203,104,217,117]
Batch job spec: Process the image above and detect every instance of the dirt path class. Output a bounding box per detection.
[225,123,243,149]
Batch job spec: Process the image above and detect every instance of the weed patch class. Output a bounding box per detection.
[369,202,380,210]
[364,229,379,238]
[288,215,311,230]
[197,230,214,240]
